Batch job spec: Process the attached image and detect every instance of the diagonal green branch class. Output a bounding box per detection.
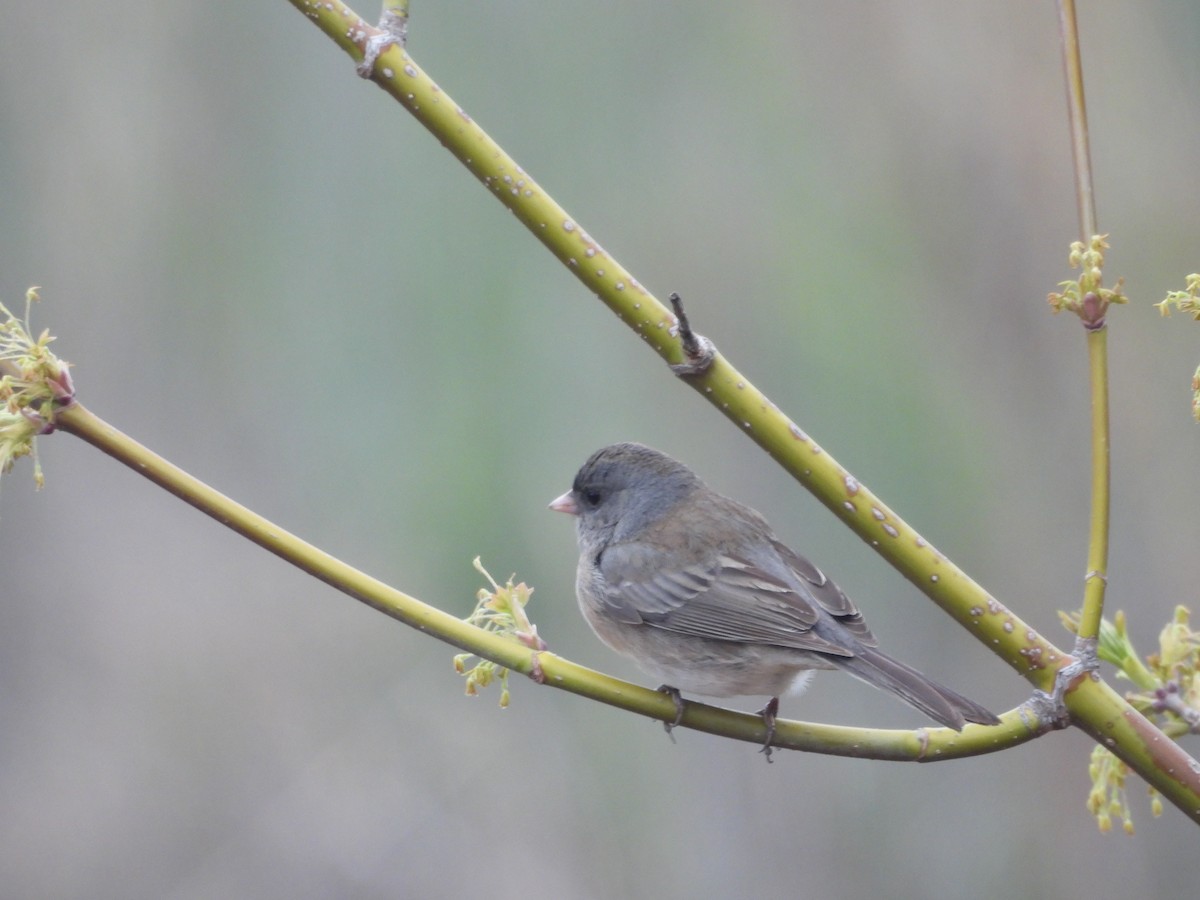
[280,2,1200,821]
[287,0,1056,685]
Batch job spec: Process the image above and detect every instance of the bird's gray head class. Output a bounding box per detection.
[551,443,701,546]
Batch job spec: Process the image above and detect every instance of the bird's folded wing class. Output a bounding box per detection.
[597,543,877,655]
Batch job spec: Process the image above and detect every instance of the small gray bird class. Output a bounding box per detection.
[550,443,998,750]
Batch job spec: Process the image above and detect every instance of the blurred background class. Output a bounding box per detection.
[2,1,1198,897]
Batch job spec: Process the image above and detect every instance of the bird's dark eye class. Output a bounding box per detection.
[582,488,603,507]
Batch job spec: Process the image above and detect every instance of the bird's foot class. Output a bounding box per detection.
[756,697,780,763]
[656,684,685,743]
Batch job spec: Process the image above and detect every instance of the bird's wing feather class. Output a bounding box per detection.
[768,538,877,645]
[596,541,877,655]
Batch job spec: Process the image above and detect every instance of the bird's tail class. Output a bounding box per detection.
[835,647,1000,730]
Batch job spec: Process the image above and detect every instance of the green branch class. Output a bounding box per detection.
[1056,0,1110,644]
[3,3,1194,822]
[278,2,1200,821]
[1056,0,1098,242]
[53,400,1036,762]
[286,0,1055,686]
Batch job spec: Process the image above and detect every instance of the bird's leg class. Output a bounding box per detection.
[756,696,780,763]
[656,684,686,742]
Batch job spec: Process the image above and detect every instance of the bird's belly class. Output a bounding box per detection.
[584,610,831,699]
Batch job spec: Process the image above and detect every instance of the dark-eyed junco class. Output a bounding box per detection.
[550,443,998,748]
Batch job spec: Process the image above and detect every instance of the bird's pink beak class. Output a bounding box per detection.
[548,490,579,516]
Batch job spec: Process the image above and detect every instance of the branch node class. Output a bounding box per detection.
[1024,636,1100,731]
[1151,681,1200,733]
[914,727,932,761]
[667,292,716,377]
[356,3,410,78]
[527,651,547,685]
